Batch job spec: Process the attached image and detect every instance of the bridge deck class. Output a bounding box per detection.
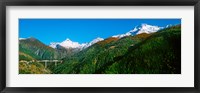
[37,60,62,62]
[20,60,63,68]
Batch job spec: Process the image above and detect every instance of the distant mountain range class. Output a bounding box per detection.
[19,23,175,60]
[37,23,171,50]
[49,37,104,50]
[19,24,173,51]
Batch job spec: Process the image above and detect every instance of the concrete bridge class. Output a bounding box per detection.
[20,60,63,68]
[37,60,63,68]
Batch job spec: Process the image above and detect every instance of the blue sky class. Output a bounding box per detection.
[19,19,181,45]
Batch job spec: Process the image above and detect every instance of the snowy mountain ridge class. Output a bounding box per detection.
[49,24,172,50]
[112,23,166,38]
[48,23,173,50]
[49,37,104,49]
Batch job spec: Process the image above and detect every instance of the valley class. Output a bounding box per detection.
[19,24,181,74]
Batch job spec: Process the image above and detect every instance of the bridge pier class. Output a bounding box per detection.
[55,62,57,66]
[36,60,62,68]
[45,62,47,68]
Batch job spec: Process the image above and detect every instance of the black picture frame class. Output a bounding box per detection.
[0,0,200,93]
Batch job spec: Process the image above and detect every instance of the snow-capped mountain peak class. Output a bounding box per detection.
[136,23,162,34]
[59,38,81,49]
[49,37,104,50]
[112,23,164,38]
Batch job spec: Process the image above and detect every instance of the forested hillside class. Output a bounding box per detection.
[19,25,181,74]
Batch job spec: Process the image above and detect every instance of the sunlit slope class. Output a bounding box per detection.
[54,25,181,74]
[54,32,152,74]
[105,25,181,74]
